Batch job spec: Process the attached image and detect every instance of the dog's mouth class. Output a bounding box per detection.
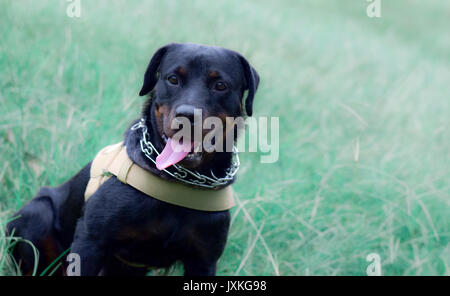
[156,132,203,170]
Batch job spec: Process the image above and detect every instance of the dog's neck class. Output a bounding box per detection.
[123,102,236,189]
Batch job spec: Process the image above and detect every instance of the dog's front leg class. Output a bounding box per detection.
[69,217,106,276]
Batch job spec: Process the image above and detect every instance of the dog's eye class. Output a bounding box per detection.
[215,81,227,91]
[167,75,179,85]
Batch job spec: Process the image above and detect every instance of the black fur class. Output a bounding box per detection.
[6,43,259,276]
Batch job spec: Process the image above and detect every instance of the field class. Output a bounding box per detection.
[0,0,449,275]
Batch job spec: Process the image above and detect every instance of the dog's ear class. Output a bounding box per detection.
[238,55,260,117]
[139,44,175,96]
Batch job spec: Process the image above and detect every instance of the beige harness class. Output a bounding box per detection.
[84,142,235,211]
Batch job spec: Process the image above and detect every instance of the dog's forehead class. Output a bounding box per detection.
[161,44,241,75]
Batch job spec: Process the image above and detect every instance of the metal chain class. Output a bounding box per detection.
[131,118,240,189]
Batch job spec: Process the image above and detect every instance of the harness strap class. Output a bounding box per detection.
[116,152,133,184]
[84,142,235,212]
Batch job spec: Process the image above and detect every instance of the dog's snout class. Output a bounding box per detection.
[174,104,197,125]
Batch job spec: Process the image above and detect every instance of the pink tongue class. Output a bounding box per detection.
[156,138,191,170]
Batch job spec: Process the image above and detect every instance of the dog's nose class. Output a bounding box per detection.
[174,104,197,125]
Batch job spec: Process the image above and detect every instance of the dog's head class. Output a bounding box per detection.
[139,43,259,170]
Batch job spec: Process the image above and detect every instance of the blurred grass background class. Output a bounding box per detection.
[0,0,449,275]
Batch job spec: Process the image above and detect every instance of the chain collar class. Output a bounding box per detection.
[131,118,239,189]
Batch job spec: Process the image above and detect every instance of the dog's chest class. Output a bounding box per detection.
[111,224,185,268]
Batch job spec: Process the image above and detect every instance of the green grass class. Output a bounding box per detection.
[1,0,449,275]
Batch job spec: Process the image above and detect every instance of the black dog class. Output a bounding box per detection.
[6,43,259,276]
